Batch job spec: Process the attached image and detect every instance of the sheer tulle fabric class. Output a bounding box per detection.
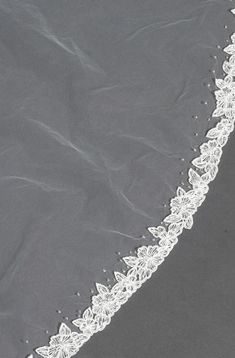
[0,2,233,358]
[36,8,235,358]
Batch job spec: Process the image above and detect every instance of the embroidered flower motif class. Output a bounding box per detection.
[73,308,97,335]
[36,323,88,358]
[188,168,210,195]
[136,245,164,280]
[113,269,140,296]
[123,246,164,281]
[164,187,204,229]
[212,75,235,118]
[206,117,234,146]
[192,140,222,180]
[148,222,183,247]
[91,284,121,317]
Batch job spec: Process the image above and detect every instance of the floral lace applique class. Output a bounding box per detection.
[35,323,89,358]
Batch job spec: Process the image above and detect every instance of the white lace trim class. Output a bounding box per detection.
[35,14,235,358]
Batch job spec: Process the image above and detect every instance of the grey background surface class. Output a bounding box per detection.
[0,0,234,357]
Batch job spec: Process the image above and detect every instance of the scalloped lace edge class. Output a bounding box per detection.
[35,11,235,358]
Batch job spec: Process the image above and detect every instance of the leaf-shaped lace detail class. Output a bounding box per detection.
[35,347,49,358]
[123,256,138,267]
[96,283,109,295]
[224,44,235,55]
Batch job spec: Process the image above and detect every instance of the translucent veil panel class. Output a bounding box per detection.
[0,0,233,357]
